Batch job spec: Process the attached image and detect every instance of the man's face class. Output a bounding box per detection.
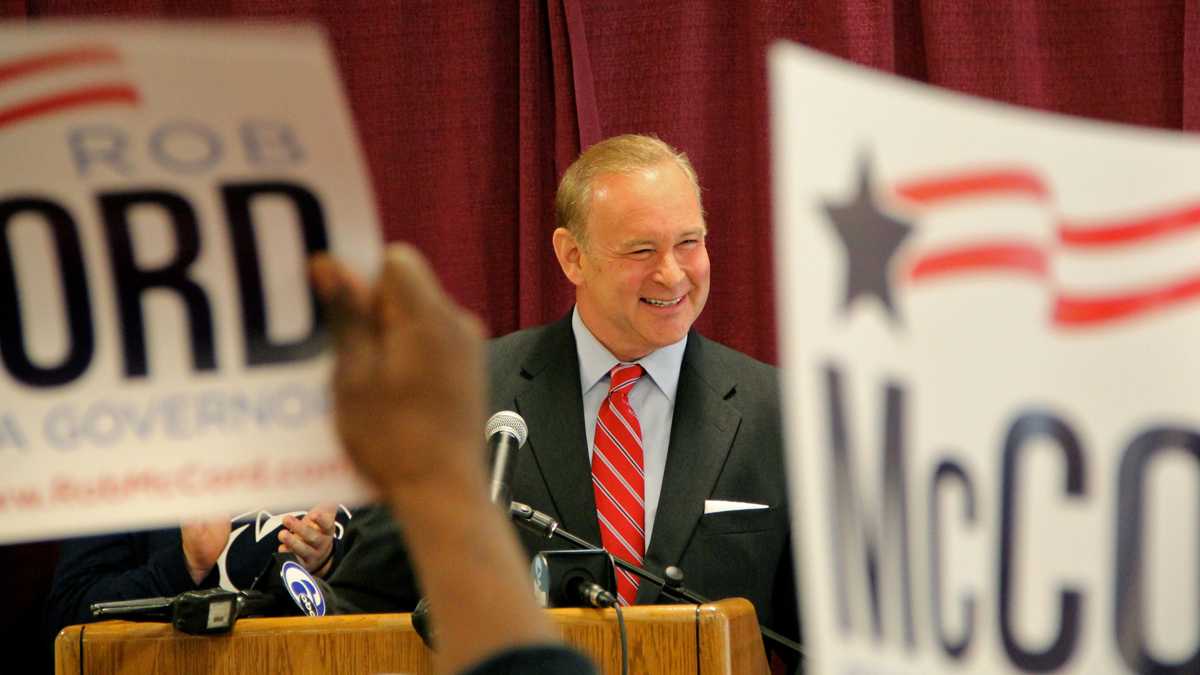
[553,161,710,361]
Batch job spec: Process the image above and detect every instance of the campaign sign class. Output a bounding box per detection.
[770,43,1198,674]
[0,23,381,544]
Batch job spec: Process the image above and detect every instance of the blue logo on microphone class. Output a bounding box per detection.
[280,561,326,616]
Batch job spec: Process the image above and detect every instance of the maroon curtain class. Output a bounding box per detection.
[6,1,1199,359]
[5,0,1200,664]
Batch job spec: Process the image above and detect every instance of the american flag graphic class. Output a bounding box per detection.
[892,167,1200,327]
[0,45,139,131]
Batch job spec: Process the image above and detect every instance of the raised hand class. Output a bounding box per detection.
[310,244,487,503]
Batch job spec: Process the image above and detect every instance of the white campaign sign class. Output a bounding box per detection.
[0,23,381,543]
[771,43,1198,674]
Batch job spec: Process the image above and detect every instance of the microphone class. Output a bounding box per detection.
[90,588,277,635]
[573,578,619,609]
[411,597,436,648]
[485,410,528,506]
[532,549,618,609]
[512,501,806,657]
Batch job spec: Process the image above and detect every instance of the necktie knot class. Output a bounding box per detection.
[608,364,644,395]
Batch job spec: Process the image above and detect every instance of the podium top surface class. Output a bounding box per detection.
[57,599,768,675]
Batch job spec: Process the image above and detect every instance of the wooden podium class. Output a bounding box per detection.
[55,598,769,674]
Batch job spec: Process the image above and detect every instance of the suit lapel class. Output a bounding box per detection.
[511,316,604,545]
[637,334,741,603]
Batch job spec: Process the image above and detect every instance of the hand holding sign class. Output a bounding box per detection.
[0,24,382,545]
[312,244,560,675]
[310,245,487,506]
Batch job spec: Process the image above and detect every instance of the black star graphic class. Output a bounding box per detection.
[823,156,912,321]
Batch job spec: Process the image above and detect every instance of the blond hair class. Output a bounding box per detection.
[555,134,702,246]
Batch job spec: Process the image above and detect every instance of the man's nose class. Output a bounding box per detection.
[655,253,686,287]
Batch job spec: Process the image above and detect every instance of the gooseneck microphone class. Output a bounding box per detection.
[512,501,805,658]
[485,410,528,506]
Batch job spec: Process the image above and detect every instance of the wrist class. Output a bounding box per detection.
[312,546,335,578]
[383,454,490,517]
[185,561,212,586]
[385,475,499,552]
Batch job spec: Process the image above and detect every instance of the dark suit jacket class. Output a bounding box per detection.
[490,314,800,644]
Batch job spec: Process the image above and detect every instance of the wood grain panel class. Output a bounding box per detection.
[55,625,83,675]
[56,601,766,674]
[697,599,770,675]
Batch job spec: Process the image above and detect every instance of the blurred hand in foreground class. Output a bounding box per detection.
[310,244,487,502]
[310,244,561,675]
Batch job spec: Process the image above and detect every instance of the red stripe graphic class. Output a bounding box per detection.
[894,165,1200,326]
[0,45,121,87]
[907,243,1048,281]
[894,170,1048,204]
[1053,273,1200,326]
[1059,203,1200,248]
[0,83,139,131]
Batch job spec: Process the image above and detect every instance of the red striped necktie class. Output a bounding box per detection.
[591,363,646,606]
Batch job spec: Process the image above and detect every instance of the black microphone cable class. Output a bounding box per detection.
[613,602,629,675]
[572,579,628,675]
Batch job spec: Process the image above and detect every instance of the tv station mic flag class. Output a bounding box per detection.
[0,23,381,544]
[770,43,1198,675]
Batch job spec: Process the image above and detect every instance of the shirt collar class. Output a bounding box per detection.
[572,306,687,401]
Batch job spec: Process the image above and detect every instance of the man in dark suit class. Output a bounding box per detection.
[491,134,799,656]
[322,134,800,667]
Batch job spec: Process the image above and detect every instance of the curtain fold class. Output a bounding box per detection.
[516,0,576,332]
[1184,0,1200,130]
[560,0,601,150]
[1,0,30,16]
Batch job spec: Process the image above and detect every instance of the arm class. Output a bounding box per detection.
[45,530,196,635]
[322,505,423,614]
[312,244,589,675]
[46,516,229,638]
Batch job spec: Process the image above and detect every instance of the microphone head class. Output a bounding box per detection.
[485,410,528,447]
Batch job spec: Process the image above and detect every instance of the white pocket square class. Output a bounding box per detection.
[704,499,769,514]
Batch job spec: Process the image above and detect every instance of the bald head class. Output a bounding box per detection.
[555,134,703,247]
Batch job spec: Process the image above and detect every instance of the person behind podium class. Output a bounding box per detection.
[319,134,801,669]
[311,245,595,675]
[45,502,343,638]
[489,134,800,662]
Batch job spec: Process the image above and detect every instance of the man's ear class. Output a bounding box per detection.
[552,227,585,286]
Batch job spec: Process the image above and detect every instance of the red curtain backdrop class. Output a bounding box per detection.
[8,1,1197,363]
[4,0,1199,665]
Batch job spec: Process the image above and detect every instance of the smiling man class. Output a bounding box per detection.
[552,144,710,362]
[489,134,800,666]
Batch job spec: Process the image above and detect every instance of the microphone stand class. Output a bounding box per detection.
[510,502,804,657]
